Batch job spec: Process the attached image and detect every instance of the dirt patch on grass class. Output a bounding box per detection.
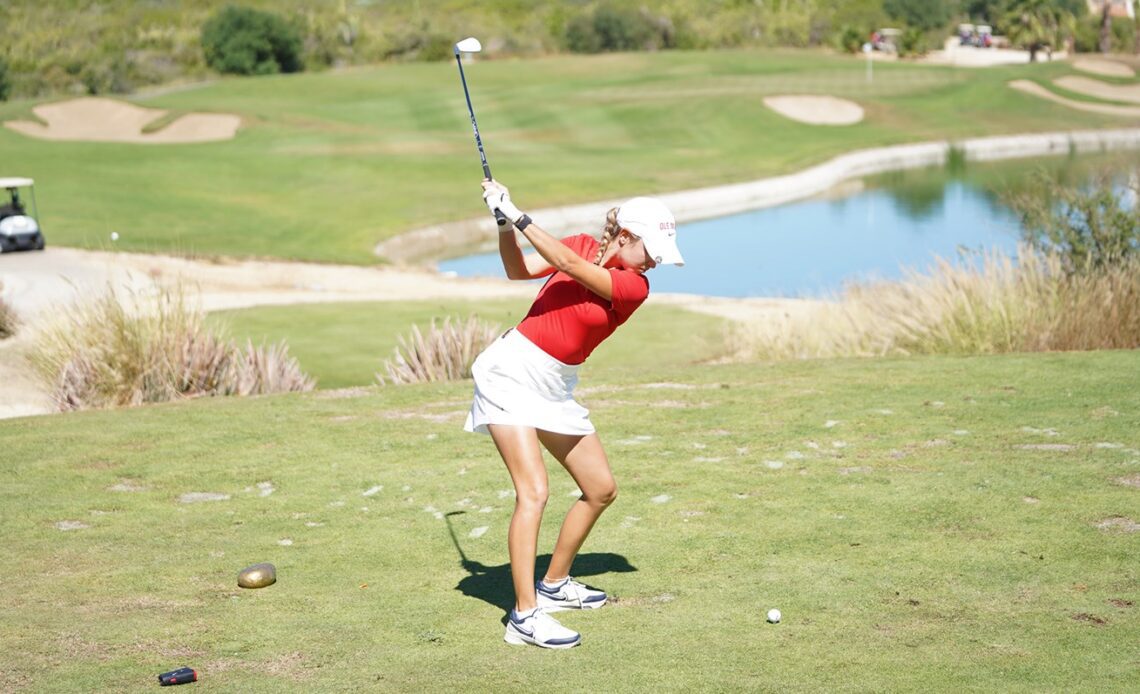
[610,593,675,607]
[1070,612,1108,626]
[205,651,312,682]
[54,520,90,531]
[1015,443,1076,451]
[1113,473,1140,488]
[1095,516,1140,532]
[179,492,230,503]
[4,97,241,144]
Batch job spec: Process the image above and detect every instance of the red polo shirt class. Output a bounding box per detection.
[516,234,650,365]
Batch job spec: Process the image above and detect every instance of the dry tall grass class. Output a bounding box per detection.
[0,281,17,339]
[379,316,500,385]
[734,247,1140,361]
[31,285,314,411]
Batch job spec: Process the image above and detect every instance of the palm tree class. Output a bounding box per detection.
[1134,0,1139,54]
[1000,0,1075,62]
[1100,1,1113,54]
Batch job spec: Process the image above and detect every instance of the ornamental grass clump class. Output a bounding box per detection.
[0,283,17,339]
[738,246,1140,360]
[379,316,500,385]
[31,285,313,411]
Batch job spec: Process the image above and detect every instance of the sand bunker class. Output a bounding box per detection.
[1054,76,1140,105]
[763,95,864,126]
[1073,59,1136,78]
[4,97,240,144]
[1009,80,1140,118]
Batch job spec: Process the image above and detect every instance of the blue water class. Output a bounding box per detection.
[438,179,1023,298]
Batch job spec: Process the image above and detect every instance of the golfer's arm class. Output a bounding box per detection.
[518,222,613,301]
[498,230,556,280]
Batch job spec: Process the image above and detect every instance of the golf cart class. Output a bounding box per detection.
[0,177,45,253]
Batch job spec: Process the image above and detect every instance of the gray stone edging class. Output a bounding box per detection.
[374,128,1140,265]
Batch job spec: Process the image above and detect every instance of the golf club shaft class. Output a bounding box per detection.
[454,53,508,227]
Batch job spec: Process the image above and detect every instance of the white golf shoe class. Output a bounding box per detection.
[503,608,581,649]
[535,576,608,612]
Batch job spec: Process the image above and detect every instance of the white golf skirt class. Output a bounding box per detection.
[464,329,595,436]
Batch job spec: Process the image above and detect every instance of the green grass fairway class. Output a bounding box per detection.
[207,299,731,388]
[3,351,1138,691]
[1,50,1133,263]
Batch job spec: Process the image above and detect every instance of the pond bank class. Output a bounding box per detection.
[375,128,1140,265]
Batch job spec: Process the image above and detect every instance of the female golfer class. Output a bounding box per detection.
[465,179,683,649]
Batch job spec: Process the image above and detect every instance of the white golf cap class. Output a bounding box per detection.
[616,197,684,267]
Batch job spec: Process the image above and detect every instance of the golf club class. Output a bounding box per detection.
[453,37,508,228]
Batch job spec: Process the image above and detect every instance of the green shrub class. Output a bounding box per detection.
[838,25,867,53]
[201,5,304,76]
[885,0,954,31]
[31,284,314,411]
[378,316,499,385]
[1007,168,1140,274]
[563,6,668,53]
[896,26,928,57]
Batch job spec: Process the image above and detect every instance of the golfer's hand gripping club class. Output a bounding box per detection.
[482,180,524,229]
[483,170,510,228]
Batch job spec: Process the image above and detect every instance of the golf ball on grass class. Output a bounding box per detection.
[110,232,119,241]
[767,608,781,623]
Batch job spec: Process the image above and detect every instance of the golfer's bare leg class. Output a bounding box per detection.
[537,431,617,582]
[488,424,548,612]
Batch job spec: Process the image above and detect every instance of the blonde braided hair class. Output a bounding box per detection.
[593,207,622,265]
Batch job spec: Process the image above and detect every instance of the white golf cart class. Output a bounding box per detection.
[0,177,45,253]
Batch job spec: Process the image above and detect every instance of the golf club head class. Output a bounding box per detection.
[454,37,482,55]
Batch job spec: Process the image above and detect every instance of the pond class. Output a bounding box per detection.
[437,154,1136,298]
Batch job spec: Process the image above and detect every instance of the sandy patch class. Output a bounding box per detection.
[4,97,241,144]
[1073,59,1136,78]
[763,95,864,125]
[1054,76,1140,105]
[55,520,90,531]
[1095,516,1140,532]
[1015,443,1075,452]
[1115,473,1140,488]
[179,492,230,503]
[1009,80,1140,118]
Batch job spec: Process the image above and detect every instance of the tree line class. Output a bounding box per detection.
[1,0,1137,100]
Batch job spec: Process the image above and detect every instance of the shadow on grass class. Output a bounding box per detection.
[445,512,637,616]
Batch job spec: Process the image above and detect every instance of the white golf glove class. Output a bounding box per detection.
[482,180,524,224]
